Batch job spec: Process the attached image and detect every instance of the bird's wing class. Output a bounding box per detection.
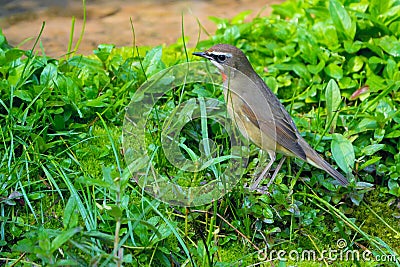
[240,100,306,160]
[224,70,307,160]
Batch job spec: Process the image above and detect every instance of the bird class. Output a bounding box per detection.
[193,44,349,190]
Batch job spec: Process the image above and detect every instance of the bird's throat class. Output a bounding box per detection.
[209,60,227,81]
[220,71,227,82]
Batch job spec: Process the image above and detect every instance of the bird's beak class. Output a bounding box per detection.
[193,51,212,60]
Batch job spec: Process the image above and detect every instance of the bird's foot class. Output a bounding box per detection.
[244,176,273,195]
[246,157,287,194]
[254,185,273,195]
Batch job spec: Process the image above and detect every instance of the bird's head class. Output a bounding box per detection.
[193,44,254,79]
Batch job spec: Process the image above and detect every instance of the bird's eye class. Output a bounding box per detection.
[215,54,227,63]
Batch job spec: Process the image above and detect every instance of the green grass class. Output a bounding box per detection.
[1,0,400,265]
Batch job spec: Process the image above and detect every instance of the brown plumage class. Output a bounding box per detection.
[193,44,349,188]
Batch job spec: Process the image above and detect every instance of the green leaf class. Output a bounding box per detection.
[94,44,115,62]
[324,63,343,79]
[5,48,24,62]
[108,205,123,220]
[85,98,107,107]
[361,144,385,156]
[53,114,65,130]
[50,227,81,253]
[325,79,341,131]
[329,0,356,40]
[376,98,395,119]
[14,90,32,102]
[331,133,355,174]
[346,56,364,73]
[383,58,397,79]
[68,56,103,71]
[365,73,386,92]
[344,40,364,53]
[339,77,358,89]
[385,130,400,138]
[142,46,164,77]
[359,156,381,171]
[265,77,278,93]
[292,63,311,81]
[40,63,58,86]
[374,128,385,142]
[388,179,400,196]
[307,60,325,74]
[349,192,364,205]
[298,29,318,65]
[38,229,51,252]
[75,176,110,187]
[208,16,228,28]
[389,21,400,36]
[0,32,6,47]
[313,23,339,48]
[231,10,252,24]
[28,192,45,200]
[368,0,390,19]
[63,196,78,229]
[224,25,241,43]
[376,36,400,57]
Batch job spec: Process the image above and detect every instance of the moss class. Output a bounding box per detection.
[75,124,123,179]
[353,189,400,251]
[217,243,254,265]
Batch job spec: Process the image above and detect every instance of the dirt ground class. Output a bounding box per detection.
[1,0,282,57]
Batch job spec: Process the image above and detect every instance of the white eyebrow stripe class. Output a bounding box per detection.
[209,51,232,57]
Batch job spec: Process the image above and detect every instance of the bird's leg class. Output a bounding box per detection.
[250,151,276,191]
[265,156,286,189]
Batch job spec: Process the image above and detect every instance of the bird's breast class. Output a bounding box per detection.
[222,84,276,153]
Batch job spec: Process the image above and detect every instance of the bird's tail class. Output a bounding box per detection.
[301,139,349,186]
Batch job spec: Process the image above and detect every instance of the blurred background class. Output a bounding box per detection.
[0,0,282,57]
